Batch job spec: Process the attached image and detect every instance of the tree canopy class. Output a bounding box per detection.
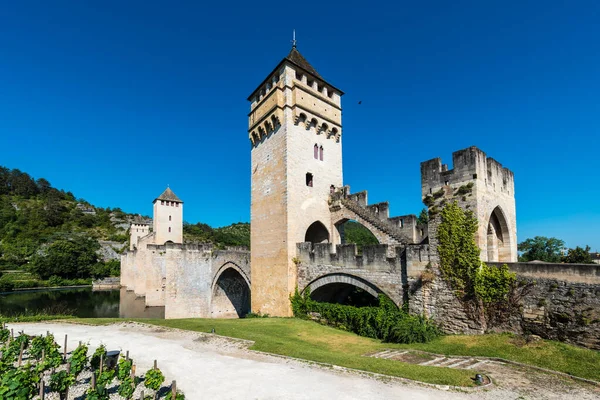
[518,236,565,262]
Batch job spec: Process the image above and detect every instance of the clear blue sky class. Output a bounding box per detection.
[1,1,599,250]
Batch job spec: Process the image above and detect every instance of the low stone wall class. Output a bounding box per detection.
[407,262,600,349]
[489,261,600,284]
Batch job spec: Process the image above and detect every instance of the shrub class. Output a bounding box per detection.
[290,289,440,344]
[117,356,133,380]
[145,367,165,391]
[69,343,89,377]
[0,367,37,399]
[474,263,516,304]
[50,370,76,397]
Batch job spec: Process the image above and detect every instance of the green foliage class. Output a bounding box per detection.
[417,208,429,225]
[166,391,185,400]
[0,366,37,399]
[183,222,251,249]
[0,328,9,343]
[144,367,165,391]
[96,369,115,387]
[49,370,75,394]
[340,221,379,252]
[117,356,133,380]
[432,188,445,199]
[455,182,474,196]
[90,344,107,370]
[290,289,440,344]
[28,236,99,280]
[69,343,89,377]
[562,245,594,264]
[86,385,110,400]
[518,236,565,262]
[422,195,435,207]
[118,377,135,398]
[437,202,515,305]
[437,201,480,295]
[474,264,516,304]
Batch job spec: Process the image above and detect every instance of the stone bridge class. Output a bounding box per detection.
[295,242,431,307]
[121,243,251,319]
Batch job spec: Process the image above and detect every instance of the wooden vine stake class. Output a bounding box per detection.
[18,342,24,366]
[91,370,96,389]
[65,363,71,399]
[41,349,45,364]
[171,380,177,399]
[99,353,104,375]
[126,350,129,361]
[154,359,157,370]
[63,334,68,360]
[39,374,45,399]
[130,364,136,388]
[140,390,144,400]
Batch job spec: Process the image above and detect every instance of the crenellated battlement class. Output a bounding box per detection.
[420,146,515,198]
[297,242,401,270]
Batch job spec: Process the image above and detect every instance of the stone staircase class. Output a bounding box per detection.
[339,197,408,243]
[370,349,500,370]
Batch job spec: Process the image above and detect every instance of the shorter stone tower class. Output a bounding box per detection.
[421,146,517,262]
[152,187,183,245]
[129,216,149,250]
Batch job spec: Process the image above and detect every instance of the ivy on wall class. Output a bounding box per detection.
[437,201,515,304]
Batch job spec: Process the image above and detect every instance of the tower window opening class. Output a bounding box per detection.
[306,173,313,187]
[445,180,449,186]
[314,144,318,159]
[319,146,323,161]
[169,215,171,221]
[161,200,164,205]
[176,203,179,207]
[429,188,432,194]
[330,185,335,194]
[169,227,171,233]
[400,219,404,228]
[473,174,478,179]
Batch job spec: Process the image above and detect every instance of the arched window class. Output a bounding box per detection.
[314,144,318,159]
[319,146,323,161]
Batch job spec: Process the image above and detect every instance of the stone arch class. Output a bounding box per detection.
[487,206,512,262]
[303,273,395,307]
[305,221,329,244]
[333,217,380,247]
[210,262,251,318]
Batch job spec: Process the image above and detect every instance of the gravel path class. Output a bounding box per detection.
[7,322,599,400]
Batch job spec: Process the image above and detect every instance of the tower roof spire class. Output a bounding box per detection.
[292,29,297,48]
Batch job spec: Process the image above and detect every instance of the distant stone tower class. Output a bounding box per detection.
[152,187,183,245]
[129,216,149,250]
[421,146,517,262]
[248,45,344,316]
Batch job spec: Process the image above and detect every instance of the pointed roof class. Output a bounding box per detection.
[285,47,322,79]
[247,46,343,101]
[154,187,183,203]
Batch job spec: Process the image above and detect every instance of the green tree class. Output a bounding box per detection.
[417,208,429,225]
[28,236,99,279]
[518,236,565,262]
[562,245,594,264]
[437,201,480,294]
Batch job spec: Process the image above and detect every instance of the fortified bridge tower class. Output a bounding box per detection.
[248,44,344,316]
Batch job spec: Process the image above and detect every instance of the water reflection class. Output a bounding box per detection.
[0,287,164,319]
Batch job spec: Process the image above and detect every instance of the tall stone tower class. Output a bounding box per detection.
[249,45,344,316]
[152,187,183,245]
[420,146,517,262]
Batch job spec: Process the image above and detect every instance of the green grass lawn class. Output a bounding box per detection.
[60,317,600,386]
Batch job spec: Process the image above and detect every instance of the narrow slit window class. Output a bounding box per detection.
[314,144,318,159]
[169,215,172,221]
[168,227,171,233]
[319,146,323,161]
[306,173,313,187]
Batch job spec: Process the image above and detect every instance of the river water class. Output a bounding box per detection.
[0,287,164,318]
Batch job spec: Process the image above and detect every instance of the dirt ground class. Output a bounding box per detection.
[8,322,600,400]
